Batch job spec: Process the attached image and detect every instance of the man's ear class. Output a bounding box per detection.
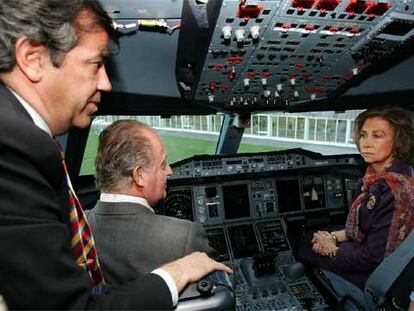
[132,166,145,188]
[14,37,49,83]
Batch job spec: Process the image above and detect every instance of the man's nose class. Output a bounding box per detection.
[98,65,112,92]
[166,164,172,176]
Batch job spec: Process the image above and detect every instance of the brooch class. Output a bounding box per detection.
[367,195,376,210]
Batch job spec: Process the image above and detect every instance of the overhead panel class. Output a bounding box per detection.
[195,0,414,110]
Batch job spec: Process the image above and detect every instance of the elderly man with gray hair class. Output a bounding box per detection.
[87,120,214,285]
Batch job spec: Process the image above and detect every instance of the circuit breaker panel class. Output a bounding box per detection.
[195,0,414,110]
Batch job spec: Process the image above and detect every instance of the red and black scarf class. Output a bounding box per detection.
[345,165,414,256]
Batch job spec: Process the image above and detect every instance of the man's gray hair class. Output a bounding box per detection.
[0,0,116,72]
[95,120,157,192]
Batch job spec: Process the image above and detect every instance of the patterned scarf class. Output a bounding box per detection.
[345,165,414,256]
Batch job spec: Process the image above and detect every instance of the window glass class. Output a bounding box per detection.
[258,115,268,136]
[308,118,316,140]
[316,119,326,141]
[337,120,347,143]
[349,120,355,144]
[271,116,278,137]
[214,114,223,132]
[252,115,259,135]
[278,116,287,138]
[326,119,337,142]
[80,111,360,176]
[80,115,220,176]
[201,116,208,131]
[287,117,296,139]
[297,117,305,139]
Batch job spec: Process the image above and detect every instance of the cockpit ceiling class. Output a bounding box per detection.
[101,0,414,115]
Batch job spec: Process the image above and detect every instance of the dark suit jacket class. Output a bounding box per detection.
[0,83,173,310]
[87,201,213,285]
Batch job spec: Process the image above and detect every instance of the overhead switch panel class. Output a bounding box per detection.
[194,0,413,111]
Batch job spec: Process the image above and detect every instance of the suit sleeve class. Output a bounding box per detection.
[89,273,173,310]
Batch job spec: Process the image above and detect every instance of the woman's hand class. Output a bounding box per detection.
[312,230,334,245]
[311,231,337,256]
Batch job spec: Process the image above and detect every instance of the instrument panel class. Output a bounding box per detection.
[162,149,363,310]
[193,0,414,109]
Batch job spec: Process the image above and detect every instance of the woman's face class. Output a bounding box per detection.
[359,116,395,173]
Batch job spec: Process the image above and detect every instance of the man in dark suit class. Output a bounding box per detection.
[87,120,214,284]
[0,0,231,309]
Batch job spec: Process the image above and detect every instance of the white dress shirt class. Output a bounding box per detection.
[100,193,155,213]
[9,89,52,136]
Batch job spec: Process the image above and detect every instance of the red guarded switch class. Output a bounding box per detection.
[345,0,369,14]
[366,2,391,16]
[316,0,341,11]
[291,0,315,9]
[237,4,263,19]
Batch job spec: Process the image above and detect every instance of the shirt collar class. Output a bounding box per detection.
[100,193,154,214]
[8,88,52,136]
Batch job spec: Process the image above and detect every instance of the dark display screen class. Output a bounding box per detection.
[303,177,326,209]
[207,202,219,218]
[227,224,259,259]
[257,220,290,254]
[205,186,217,198]
[223,184,250,219]
[276,179,302,213]
[206,228,230,261]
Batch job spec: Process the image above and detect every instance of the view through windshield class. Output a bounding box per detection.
[80,111,360,175]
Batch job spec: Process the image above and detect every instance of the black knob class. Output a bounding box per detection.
[197,279,213,296]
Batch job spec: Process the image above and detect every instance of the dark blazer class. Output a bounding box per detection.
[0,83,173,310]
[87,201,213,285]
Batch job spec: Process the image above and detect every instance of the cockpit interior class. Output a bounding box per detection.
[64,0,414,310]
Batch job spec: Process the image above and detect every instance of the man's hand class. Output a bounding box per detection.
[160,252,233,293]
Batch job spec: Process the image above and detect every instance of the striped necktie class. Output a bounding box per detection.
[56,141,105,287]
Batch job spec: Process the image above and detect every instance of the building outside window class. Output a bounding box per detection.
[81,111,360,175]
